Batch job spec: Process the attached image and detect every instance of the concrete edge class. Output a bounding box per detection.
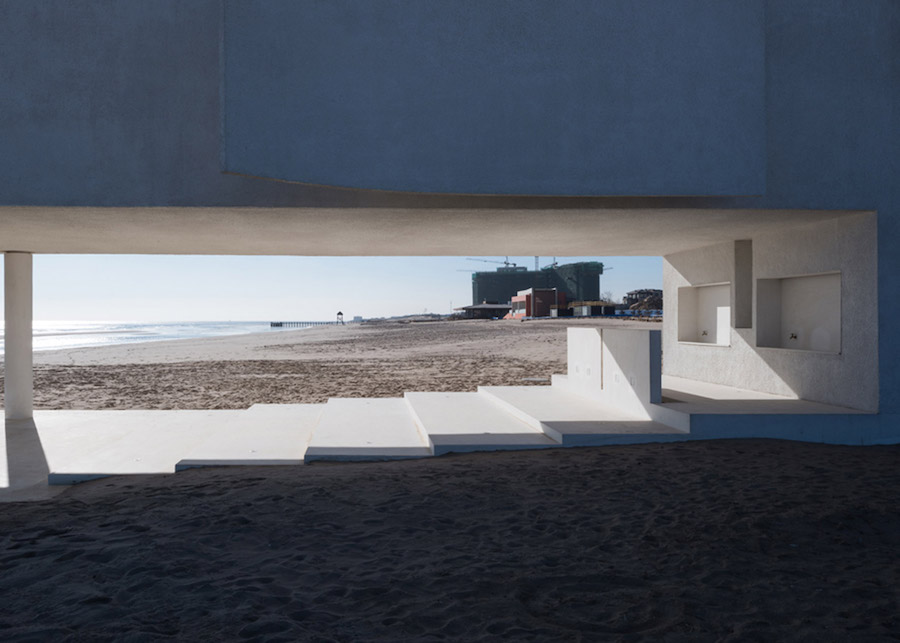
[175,459,304,471]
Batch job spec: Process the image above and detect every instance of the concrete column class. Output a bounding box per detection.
[5,252,33,420]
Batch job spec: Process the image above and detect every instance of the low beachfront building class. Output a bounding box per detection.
[0,1,898,488]
[569,302,617,318]
[508,289,566,320]
[456,303,512,320]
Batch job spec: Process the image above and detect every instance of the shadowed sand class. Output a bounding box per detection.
[0,440,898,640]
[2,319,897,638]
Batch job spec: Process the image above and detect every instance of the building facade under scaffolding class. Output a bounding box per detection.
[471,261,603,306]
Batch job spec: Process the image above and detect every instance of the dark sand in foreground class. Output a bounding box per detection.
[2,440,898,641]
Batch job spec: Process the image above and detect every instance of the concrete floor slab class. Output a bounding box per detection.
[175,404,324,470]
[660,375,869,415]
[34,410,233,483]
[0,419,69,501]
[479,386,648,427]
[305,398,431,462]
[426,433,559,455]
[540,420,688,446]
[1,370,871,500]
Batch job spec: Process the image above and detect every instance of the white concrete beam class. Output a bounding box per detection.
[4,252,33,420]
[0,207,867,257]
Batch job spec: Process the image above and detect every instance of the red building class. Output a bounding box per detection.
[506,288,566,319]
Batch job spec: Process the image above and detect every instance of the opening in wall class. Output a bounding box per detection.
[756,272,841,353]
[677,283,731,346]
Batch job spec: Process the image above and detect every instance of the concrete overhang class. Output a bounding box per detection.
[0,207,867,257]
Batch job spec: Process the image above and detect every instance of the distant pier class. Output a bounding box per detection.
[270,321,344,328]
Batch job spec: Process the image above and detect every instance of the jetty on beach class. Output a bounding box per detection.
[270,321,344,328]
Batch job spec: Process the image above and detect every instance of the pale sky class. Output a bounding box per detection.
[0,255,662,322]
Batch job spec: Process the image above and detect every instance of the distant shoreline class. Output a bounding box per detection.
[1,321,299,357]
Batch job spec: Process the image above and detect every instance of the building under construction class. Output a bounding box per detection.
[472,261,604,305]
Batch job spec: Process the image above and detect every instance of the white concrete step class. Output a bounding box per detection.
[552,373,692,432]
[40,410,234,484]
[305,398,432,462]
[479,386,688,447]
[175,404,324,471]
[404,391,558,456]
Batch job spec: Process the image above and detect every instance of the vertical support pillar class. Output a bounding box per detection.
[5,252,33,420]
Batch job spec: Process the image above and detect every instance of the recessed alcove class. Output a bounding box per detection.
[756,272,841,353]
[677,283,731,346]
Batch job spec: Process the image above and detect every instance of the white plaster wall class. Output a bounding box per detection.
[758,273,841,352]
[697,285,729,343]
[564,327,661,417]
[663,212,877,411]
[560,327,690,429]
[567,327,603,395]
[678,283,731,344]
[676,287,699,341]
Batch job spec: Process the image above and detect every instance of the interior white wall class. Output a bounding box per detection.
[677,284,731,344]
[758,273,841,352]
[699,284,730,345]
[663,212,877,411]
[676,287,698,342]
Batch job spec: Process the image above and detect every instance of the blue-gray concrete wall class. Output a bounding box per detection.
[0,0,368,207]
[0,0,721,208]
[223,0,766,196]
[0,1,223,206]
[0,0,897,433]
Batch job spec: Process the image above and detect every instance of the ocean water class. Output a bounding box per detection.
[0,321,295,355]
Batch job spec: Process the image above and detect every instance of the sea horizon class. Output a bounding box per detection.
[0,320,304,354]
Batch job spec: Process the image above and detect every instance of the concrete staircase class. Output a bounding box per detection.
[478,385,685,446]
[29,328,875,489]
[29,328,692,487]
[303,327,691,462]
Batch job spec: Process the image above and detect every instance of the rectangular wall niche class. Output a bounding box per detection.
[677,283,731,345]
[756,272,841,353]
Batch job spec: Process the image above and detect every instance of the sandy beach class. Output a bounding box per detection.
[24,317,651,410]
[2,319,899,639]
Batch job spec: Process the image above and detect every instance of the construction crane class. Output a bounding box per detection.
[466,256,517,268]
